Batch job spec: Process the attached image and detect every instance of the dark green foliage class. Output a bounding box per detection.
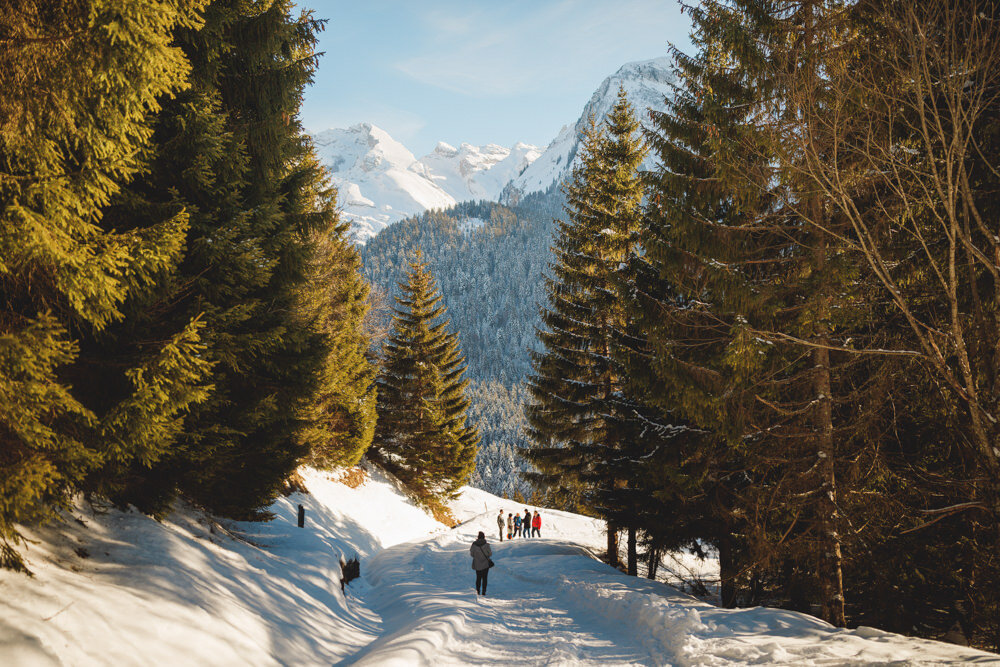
[632,0,1000,645]
[372,258,478,500]
[0,0,212,569]
[525,93,662,572]
[1,0,377,568]
[301,207,377,471]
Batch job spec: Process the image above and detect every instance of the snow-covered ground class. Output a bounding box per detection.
[2,466,996,665]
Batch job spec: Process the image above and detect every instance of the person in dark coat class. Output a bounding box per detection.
[470,531,493,595]
[522,509,531,538]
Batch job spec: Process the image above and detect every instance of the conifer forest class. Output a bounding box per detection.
[4,0,1000,655]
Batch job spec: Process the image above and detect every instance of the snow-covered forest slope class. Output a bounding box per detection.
[2,467,994,666]
[360,197,562,497]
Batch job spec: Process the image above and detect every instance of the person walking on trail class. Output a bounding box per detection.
[470,531,493,596]
[497,510,504,542]
[507,512,514,540]
[532,511,542,537]
[513,511,522,537]
[523,509,531,538]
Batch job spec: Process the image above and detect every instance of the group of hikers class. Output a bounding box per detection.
[497,508,541,541]
[470,508,544,596]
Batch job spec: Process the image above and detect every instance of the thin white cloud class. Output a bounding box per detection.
[394,0,684,97]
[305,105,427,144]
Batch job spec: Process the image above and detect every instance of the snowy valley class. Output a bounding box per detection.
[2,466,993,666]
[9,0,1000,663]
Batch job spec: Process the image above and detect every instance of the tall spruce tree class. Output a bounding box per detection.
[638,0,898,624]
[299,186,377,470]
[525,92,653,571]
[171,0,370,517]
[76,1,375,516]
[0,0,213,568]
[372,257,478,500]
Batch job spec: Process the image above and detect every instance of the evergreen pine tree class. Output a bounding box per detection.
[171,0,371,517]
[74,1,376,516]
[299,178,377,470]
[0,0,212,568]
[372,257,478,500]
[639,0,892,624]
[525,91,653,571]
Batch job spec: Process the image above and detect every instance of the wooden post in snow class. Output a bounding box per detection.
[297,504,305,528]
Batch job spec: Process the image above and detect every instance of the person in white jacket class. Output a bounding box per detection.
[470,531,493,596]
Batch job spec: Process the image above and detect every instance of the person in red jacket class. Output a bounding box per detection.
[531,511,541,537]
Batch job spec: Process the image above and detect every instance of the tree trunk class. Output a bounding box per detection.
[647,544,660,580]
[607,522,619,568]
[813,229,846,627]
[627,526,637,576]
[719,533,738,608]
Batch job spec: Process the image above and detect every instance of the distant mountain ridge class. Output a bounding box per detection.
[314,56,674,241]
[313,124,540,241]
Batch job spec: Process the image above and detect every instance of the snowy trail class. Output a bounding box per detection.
[344,527,655,666]
[335,506,1000,666]
[4,471,999,666]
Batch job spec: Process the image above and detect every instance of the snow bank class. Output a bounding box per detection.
[0,465,443,666]
[351,497,999,665]
[3,469,997,666]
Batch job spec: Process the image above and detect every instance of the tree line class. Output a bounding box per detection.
[0,0,476,571]
[527,0,1000,647]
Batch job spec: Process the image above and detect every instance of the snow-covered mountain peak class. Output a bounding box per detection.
[433,141,459,156]
[315,124,540,242]
[314,123,418,176]
[504,56,675,200]
[313,57,672,240]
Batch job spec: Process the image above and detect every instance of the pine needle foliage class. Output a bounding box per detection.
[525,91,659,569]
[372,257,478,501]
[165,0,373,518]
[0,0,212,569]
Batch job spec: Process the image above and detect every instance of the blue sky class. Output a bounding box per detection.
[297,1,692,155]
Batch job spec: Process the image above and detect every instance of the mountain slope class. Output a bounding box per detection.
[417,141,541,203]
